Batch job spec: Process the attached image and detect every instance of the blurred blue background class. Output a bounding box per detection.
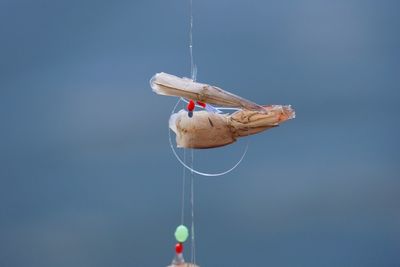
[1,0,399,266]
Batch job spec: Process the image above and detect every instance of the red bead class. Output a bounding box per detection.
[175,242,183,254]
[196,101,206,108]
[187,99,195,111]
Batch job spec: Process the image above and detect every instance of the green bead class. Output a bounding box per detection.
[174,225,189,243]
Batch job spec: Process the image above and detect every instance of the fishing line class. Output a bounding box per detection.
[189,0,196,263]
[190,148,196,264]
[180,147,186,225]
[175,0,249,264]
[189,0,196,81]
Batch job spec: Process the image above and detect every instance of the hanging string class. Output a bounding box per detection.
[180,147,186,225]
[189,0,196,81]
[190,149,196,264]
[189,0,197,264]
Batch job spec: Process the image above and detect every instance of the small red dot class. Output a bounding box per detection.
[196,101,206,108]
[175,242,183,254]
[187,99,195,112]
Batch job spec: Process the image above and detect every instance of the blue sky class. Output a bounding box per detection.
[0,1,399,266]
